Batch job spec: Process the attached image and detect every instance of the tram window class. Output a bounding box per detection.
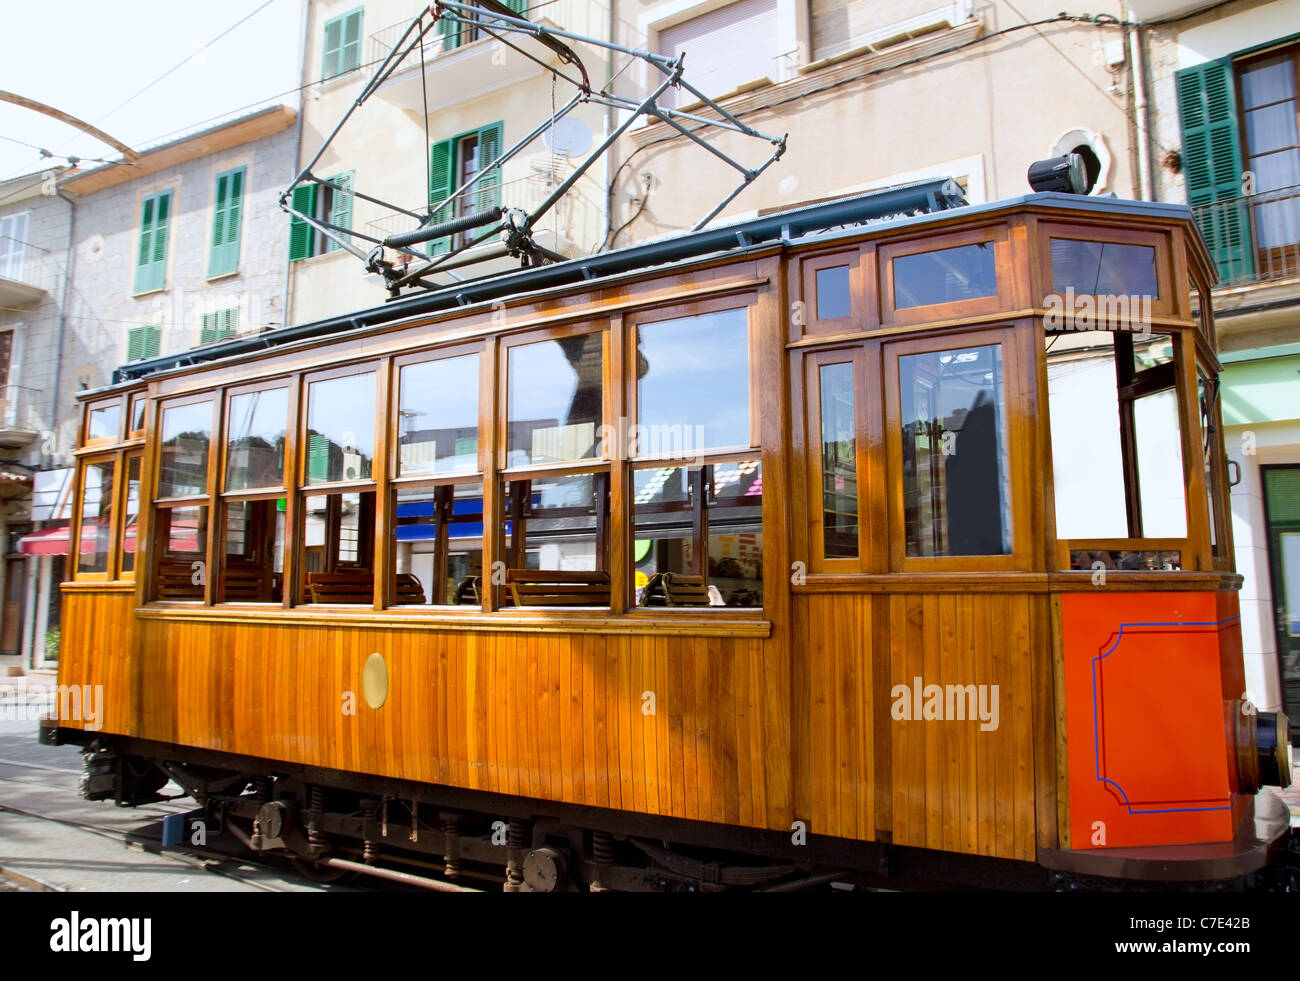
[632,461,763,607]
[129,394,146,435]
[392,482,484,606]
[121,455,141,575]
[507,333,602,467]
[219,500,284,603]
[500,471,609,606]
[816,266,852,320]
[1199,372,1228,561]
[893,243,996,310]
[299,490,376,603]
[158,400,213,498]
[900,345,1010,557]
[820,362,858,559]
[398,354,479,476]
[226,388,289,491]
[77,460,115,575]
[153,505,208,601]
[1046,330,1189,569]
[636,308,749,455]
[1050,239,1159,298]
[306,372,375,484]
[87,402,121,444]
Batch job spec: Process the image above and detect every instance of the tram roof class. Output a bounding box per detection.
[108,180,1196,389]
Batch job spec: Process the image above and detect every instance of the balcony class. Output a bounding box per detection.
[1192,184,1300,290]
[0,252,50,308]
[0,385,43,449]
[365,15,545,114]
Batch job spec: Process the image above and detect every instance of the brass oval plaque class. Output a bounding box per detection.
[362,652,388,710]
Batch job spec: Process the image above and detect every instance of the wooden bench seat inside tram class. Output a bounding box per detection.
[157,559,205,600]
[639,572,711,607]
[221,560,272,602]
[305,571,428,604]
[507,569,611,607]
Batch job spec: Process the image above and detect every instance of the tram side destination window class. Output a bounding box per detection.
[393,482,484,606]
[226,388,288,491]
[636,308,750,455]
[1046,330,1188,570]
[78,460,115,575]
[507,334,602,467]
[816,266,852,320]
[306,372,375,484]
[158,401,213,498]
[632,461,763,608]
[398,354,479,476]
[900,344,1011,557]
[893,243,997,310]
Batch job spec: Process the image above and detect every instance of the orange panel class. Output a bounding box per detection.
[1062,592,1240,849]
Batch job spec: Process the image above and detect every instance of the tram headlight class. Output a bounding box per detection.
[1028,154,1088,194]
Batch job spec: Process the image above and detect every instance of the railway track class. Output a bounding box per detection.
[0,757,297,892]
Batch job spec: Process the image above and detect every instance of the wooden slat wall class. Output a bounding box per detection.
[793,591,1041,862]
[129,618,778,830]
[56,588,138,735]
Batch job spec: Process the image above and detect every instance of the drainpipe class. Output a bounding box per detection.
[51,189,76,466]
[283,0,312,330]
[1127,8,1154,202]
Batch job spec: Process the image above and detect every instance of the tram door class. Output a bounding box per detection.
[1262,464,1300,742]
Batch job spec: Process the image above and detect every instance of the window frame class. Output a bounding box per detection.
[879,224,1010,327]
[149,391,220,604]
[133,189,173,296]
[386,342,487,610]
[322,6,364,80]
[208,165,246,278]
[71,452,119,582]
[884,325,1031,572]
[82,396,124,449]
[1036,221,1177,320]
[804,347,867,572]
[796,247,871,340]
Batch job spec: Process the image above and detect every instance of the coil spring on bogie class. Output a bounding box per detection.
[443,816,463,879]
[504,818,530,891]
[254,777,272,801]
[307,785,327,847]
[592,831,615,865]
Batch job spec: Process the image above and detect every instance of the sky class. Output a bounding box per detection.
[0,0,304,182]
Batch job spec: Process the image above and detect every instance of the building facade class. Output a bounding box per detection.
[0,169,73,675]
[0,107,298,676]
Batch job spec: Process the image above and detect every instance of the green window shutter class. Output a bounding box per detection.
[439,14,460,51]
[134,191,171,294]
[477,122,503,213]
[1176,59,1252,281]
[322,15,343,78]
[341,10,363,73]
[326,171,354,253]
[200,308,238,345]
[505,0,527,14]
[428,139,455,255]
[208,167,244,277]
[128,325,161,361]
[288,183,318,262]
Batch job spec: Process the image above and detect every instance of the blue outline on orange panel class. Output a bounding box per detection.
[1090,616,1240,815]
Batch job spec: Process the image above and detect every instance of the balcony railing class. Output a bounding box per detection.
[1191,183,1300,289]
[0,384,44,446]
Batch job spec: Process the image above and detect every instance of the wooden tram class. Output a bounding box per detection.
[44,181,1295,891]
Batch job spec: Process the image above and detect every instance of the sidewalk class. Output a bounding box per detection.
[0,670,57,695]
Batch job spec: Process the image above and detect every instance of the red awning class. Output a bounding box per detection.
[17,522,167,557]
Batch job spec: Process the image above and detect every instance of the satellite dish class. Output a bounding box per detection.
[542,117,592,158]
